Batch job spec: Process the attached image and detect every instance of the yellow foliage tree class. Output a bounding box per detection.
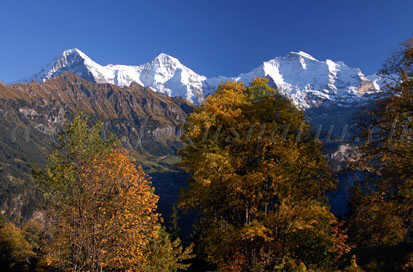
[179,78,350,271]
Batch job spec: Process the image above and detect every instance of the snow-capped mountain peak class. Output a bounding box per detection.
[18,49,381,108]
[63,48,86,58]
[288,51,318,61]
[134,53,207,103]
[219,52,381,108]
[19,49,207,103]
[154,53,180,64]
[19,48,106,84]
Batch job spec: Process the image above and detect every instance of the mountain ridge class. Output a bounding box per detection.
[17,49,383,108]
[0,72,194,221]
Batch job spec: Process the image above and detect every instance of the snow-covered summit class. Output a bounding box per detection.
[18,49,381,107]
[289,51,318,62]
[20,49,207,103]
[19,48,105,84]
[205,52,381,108]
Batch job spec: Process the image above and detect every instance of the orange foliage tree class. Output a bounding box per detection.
[34,115,191,271]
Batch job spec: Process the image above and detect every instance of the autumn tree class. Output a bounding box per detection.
[0,215,49,271]
[349,37,412,247]
[34,115,191,271]
[178,78,350,271]
[0,222,35,271]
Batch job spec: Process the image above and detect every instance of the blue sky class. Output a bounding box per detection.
[1,0,412,83]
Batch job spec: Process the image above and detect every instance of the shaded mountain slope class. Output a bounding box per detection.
[0,72,194,222]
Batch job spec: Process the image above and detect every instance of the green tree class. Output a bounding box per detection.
[178,78,349,271]
[22,219,48,270]
[34,115,191,271]
[167,204,181,242]
[0,222,35,272]
[144,227,193,272]
[349,37,412,247]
